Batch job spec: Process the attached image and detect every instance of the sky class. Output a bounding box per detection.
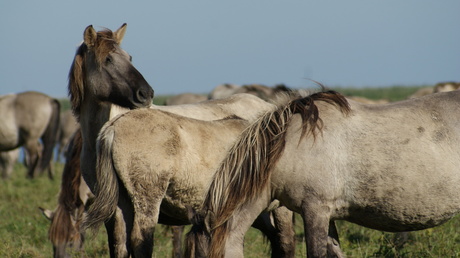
[1,1,459,98]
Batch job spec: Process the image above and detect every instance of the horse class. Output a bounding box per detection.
[164,93,207,105]
[0,148,20,179]
[433,81,460,93]
[186,90,460,257]
[67,23,153,258]
[57,110,79,162]
[40,129,91,257]
[208,83,292,101]
[83,105,296,257]
[208,84,240,99]
[0,91,60,179]
[70,24,294,257]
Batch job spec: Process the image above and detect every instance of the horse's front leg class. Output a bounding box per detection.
[300,201,333,258]
[252,207,296,258]
[171,225,184,258]
[222,194,273,257]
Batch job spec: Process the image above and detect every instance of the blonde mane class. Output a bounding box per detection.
[203,90,351,257]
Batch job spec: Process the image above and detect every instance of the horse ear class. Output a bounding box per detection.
[114,23,127,45]
[83,25,97,48]
[204,210,216,233]
[186,205,197,224]
[39,207,54,221]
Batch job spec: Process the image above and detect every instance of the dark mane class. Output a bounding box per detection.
[48,129,84,246]
[202,90,351,257]
[67,29,118,121]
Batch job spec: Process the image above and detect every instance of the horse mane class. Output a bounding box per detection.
[68,29,118,121]
[203,90,351,257]
[49,129,84,245]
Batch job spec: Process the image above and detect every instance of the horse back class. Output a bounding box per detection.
[277,91,460,230]
[101,108,249,220]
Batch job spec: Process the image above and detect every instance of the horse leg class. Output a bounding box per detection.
[221,194,273,257]
[24,141,41,178]
[0,149,18,179]
[171,225,184,258]
[251,207,296,258]
[130,210,157,257]
[300,201,331,258]
[129,190,168,257]
[327,221,344,258]
[105,208,130,258]
[272,206,296,257]
[104,185,136,258]
[47,161,54,180]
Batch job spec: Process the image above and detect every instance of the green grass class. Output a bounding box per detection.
[2,157,460,257]
[330,85,430,102]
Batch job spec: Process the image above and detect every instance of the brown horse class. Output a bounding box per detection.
[0,91,60,178]
[67,23,154,257]
[187,90,460,257]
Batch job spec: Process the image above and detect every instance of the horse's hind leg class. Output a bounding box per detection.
[24,141,41,178]
[130,212,157,257]
[130,192,167,257]
[105,206,132,257]
[300,202,342,258]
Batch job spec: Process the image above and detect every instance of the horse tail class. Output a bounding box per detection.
[39,98,61,173]
[204,90,350,257]
[83,123,119,233]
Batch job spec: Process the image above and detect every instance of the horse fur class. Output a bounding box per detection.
[70,23,295,257]
[193,90,460,257]
[0,91,60,178]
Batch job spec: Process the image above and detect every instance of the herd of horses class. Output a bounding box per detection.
[2,24,460,257]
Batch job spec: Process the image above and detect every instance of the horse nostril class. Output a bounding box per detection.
[136,87,154,105]
[137,90,146,102]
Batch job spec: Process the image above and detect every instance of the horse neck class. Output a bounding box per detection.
[78,98,130,190]
[78,99,112,190]
[79,101,112,152]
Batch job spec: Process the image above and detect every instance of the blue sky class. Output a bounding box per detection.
[1,1,459,98]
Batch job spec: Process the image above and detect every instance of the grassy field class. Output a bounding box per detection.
[3,85,460,257]
[1,164,460,257]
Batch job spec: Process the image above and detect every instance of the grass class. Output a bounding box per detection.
[4,85,458,257]
[1,165,460,257]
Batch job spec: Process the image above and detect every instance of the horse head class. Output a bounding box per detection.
[184,207,214,258]
[68,23,154,120]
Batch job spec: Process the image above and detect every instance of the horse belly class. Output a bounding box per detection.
[0,115,20,150]
[345,160,460,232]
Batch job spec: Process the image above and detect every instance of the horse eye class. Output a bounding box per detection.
[106,56,113,63]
